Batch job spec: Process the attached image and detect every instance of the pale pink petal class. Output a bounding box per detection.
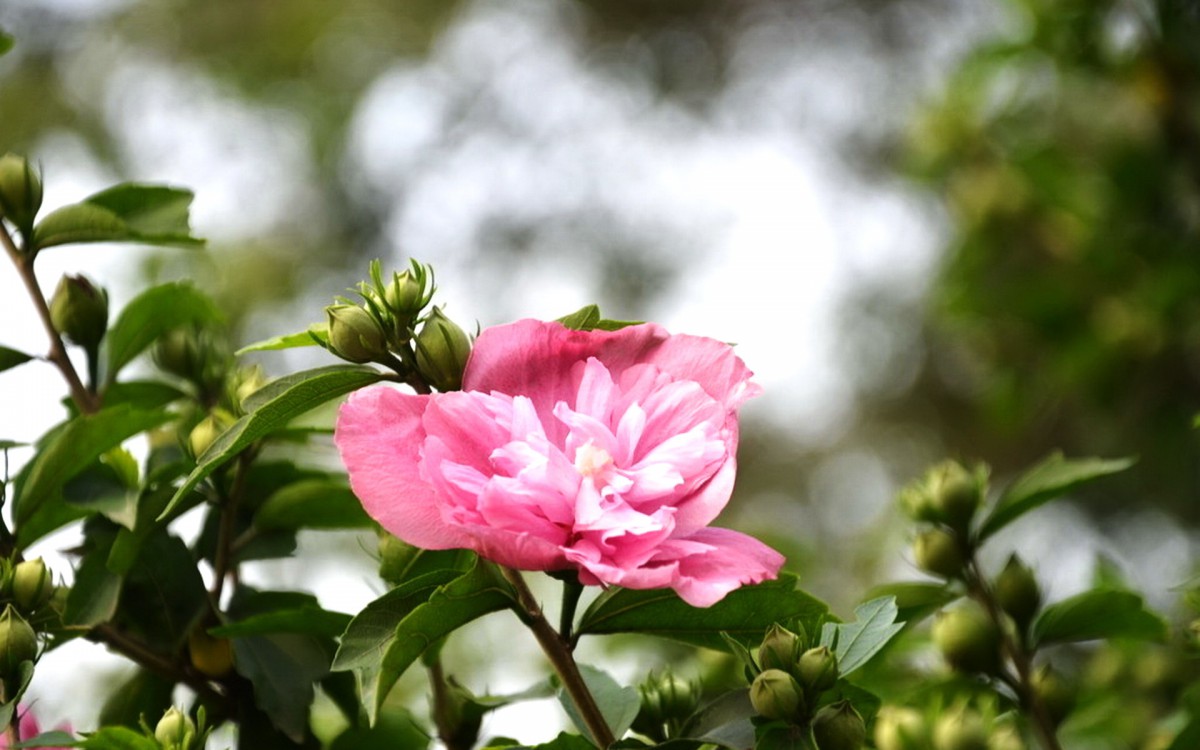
[335,386,471,550]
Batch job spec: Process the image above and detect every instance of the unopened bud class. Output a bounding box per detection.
[1031,666,1074,727]
[932,605,1001,675]
[0,604,37,682]
[633,669,700,740]
[233,365,269,411]
[188,410,234,459]
[49,274,108,351]
[758,623,802,673]
[874,706,929,750]
[0,153,43,234]
[928,461,983,532]
[326,304,389,364]
[11,558,54,612]
[932,708,988,750]
[384,261,433,323]
[154,707,196,750]
[797,645,838,693]
[414,306,471,391]
[811,700,866,750]
[994,554,1040,627]
[749,668,805,722]
[913,528,965,579]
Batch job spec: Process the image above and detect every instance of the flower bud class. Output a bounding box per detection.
[0,153,43,234]
[932,605,1001,675]
[154,707,197,750]
[11,558,54,612]
[415,307,471,391]
[0,604,37,682]
[874,706,929,750]
[49,274,108,351]
[326,304,389,364]
[811,700,866,750]
[384,262,432,325]
[188,410,234,459]
[1031,666,1074,727]
[932,707,988,750]
[913,528,965,579]
[993,554,1040,627]
[927,460,983,532]
[188,627,234,678]
[796,645,838,693]
[232,365,269,411]
[749,668,805,722]
[153,326,230,395]
[758,623,802,673]
[634,669,700,740]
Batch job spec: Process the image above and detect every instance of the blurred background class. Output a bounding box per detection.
[2,0,1199,742]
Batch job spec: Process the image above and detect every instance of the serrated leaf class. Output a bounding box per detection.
[235,326,325,355]
[210,607,351,639]
[1032,589,1166,646]
[823,597,904,676]
[254,478,372,531]
[160,366,385,519]
[32,183,203,251]
[977,454,1135,540]
[557,665,640,746]
[0,345,33,373]
[575,573,828,651]
[104,281,222,382]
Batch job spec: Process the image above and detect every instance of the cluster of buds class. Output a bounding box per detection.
[0,153,43,239]
[876,702,1027,750]
[632,669,701,741]
[746,624,864,749]
[900,460,986,579]
[154,325,235,404]
[323,260,471,391]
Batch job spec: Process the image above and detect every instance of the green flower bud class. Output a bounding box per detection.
[633,669,700,740]
[153,326,230,396]
[993,554,1040,627]
[326,304,389,364]
[913,528,965,579]
[811,700,866,750]
[11,558,54,612]
[0,604,37,682]
[384,261,433,324]
[874,706,929,750]
[1031,666,1074,727]
[0,153,43,235]
[796,645,838,693]
[188,410,234,459]
[758,623,802,673]
[932,605,1002,675]
[928,460,983,532]
[750,668,805,722]
[49,274,108,351]
[415,306,471,391]
[154,707,196,750]
[233,365,269,412]
[932,708,988,750]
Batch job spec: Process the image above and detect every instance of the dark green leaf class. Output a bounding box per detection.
[328,708,430,750]
[99,380,187,411]
[719,632,760,676]
[865,582,958,626]
[14,405,171,547]
[379,542,474,587]
[210,607,351,639]
[64,545,123,627]
[1167,717,1200,750]
[557,665,640,746]
[0,345,33,373]
[104,281,222,382]
[232,633,332,742]
[977,454,1136,540]
[680,689,756,749]
[98,669,176,730]
[117,532,208,651]
[236,327,325,355]
[32,183,203,251]
[754,723,810,750]
[254,479,372,530]
[332,570,462,672]
[160,365,385,519]
[62,457,138,529]
[576,573,829,651]
[1032,589,1166,645]
[0,661,35,729]
[819,597,903,676]
[76,725,162,750]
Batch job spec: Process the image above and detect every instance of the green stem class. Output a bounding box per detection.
[500,567,615,747]
[559,575,584,643]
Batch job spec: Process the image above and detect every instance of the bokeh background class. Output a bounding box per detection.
[2,0,1198,743]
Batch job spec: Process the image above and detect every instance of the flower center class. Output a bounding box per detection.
[574,440,614,480]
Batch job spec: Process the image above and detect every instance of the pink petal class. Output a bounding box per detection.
[335,385,471,550]
[664,527,785,607]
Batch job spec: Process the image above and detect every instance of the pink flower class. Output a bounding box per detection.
[336,319,784,607]
[3,707,71,750]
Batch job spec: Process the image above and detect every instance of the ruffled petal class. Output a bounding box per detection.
[663,527,785,607]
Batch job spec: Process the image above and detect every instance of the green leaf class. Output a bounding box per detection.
[864,582,957,627]
[13,405,172,547]
[104,281,222,382]
[977,454,1136,541]
[556,305,602,331]
[379,543,474,587]
[332,570,462,672]
[593,318,642,331]
[98,669,176,730]
[0,344,33,373]
[819,597,904,677]
[0,439,27,450]
[13,731,77,748]
[76,725,163,750]
[369,562,516,721]
[62,455,139,529]
[679,688,756,749]
[0,661,35,730]
[500,733,597,750]
[210,607,352,639]
[575,573,829,651]
[235,326,325,355]
[328,708,430,750]
[99,380,187,411]
[32,183,203,251]
[0,29,13,56]
[254,479,372,530]
[64,545,123,627]
[1032,589,1166,646]
[117,532,208,651]
[160,365,385,519]
[232,633,332,742]
[557,665,640,746]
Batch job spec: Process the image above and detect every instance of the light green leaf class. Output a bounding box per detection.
[556,305,602,331]
[235,326,326,355]
[575,572,829,651]
[819,597,904,676]
[1032,589,1166,646]
[977,454,1135,541]
[865,582,958,626]
[0,661,35,730]
[254,479,372,530]
[160,365,385,519]
[32,184,203,251]
[0,345,33,374]
[76,727,160,750]
[104,281,222,382]
[557,664,640,747]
